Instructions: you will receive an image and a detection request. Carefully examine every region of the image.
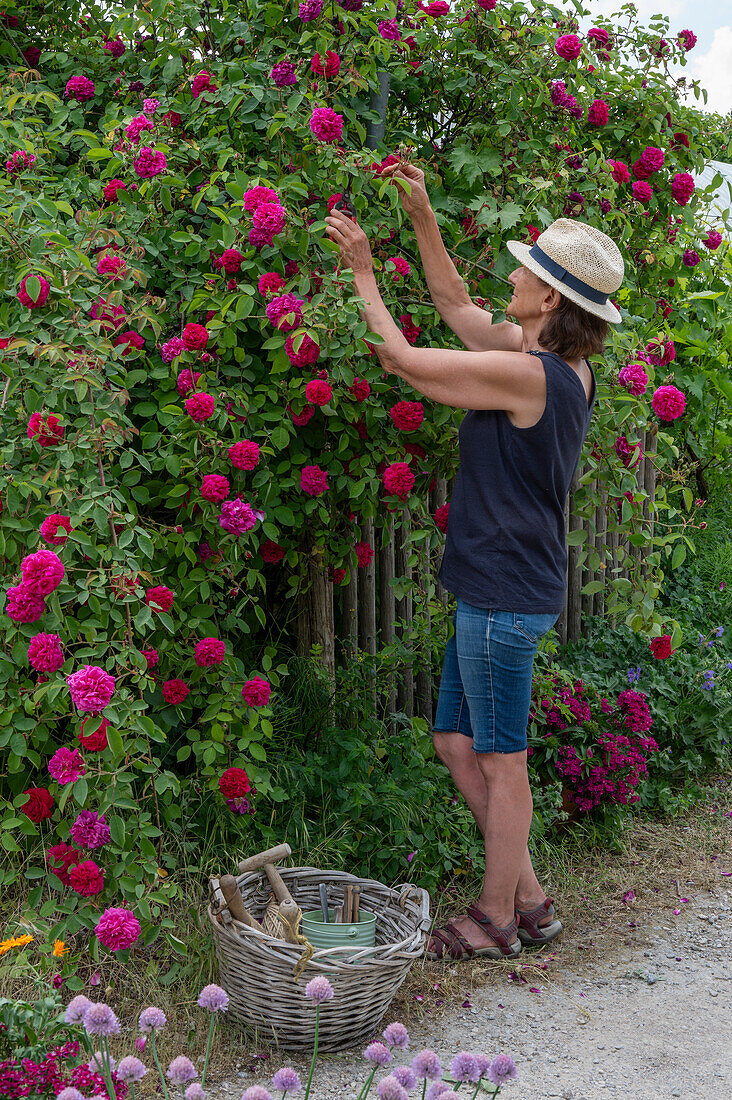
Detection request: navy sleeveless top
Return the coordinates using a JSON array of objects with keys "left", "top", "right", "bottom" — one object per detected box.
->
[{"left": 437, "top": 350, "right": 597, "bottom": 614}]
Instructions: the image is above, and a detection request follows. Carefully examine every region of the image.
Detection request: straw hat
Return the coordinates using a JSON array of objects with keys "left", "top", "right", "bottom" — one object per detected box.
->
[{"left": 506, "top": 218, "right": 625, "bottom": 324}]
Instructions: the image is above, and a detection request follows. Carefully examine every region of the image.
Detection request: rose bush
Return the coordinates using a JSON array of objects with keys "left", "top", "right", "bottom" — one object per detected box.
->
[{"left": 0, "top": 0, "right": 731, "bottom": 947}]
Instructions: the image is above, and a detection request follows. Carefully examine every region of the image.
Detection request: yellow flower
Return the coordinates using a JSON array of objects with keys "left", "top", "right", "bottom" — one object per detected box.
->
[
  {"left": 53, "top": 939, "right": 66, "bottom": 958},
  {"left": 0, "top": 934, "right": 33, "bottom": 956}
]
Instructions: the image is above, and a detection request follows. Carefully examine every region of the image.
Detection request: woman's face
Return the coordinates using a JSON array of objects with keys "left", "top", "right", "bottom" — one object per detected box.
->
[{"left": 506, "top": 265, "right": 557, "bottom": 320}]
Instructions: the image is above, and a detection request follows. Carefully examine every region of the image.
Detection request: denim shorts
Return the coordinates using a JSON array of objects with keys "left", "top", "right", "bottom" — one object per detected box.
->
[{"left": 433, "top": 597, "right": 559, "bottom": 754}]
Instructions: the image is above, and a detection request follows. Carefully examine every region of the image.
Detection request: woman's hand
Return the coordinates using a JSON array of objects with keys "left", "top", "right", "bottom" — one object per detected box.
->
[
  {"left": 324, "top": 208, "right": 375, "bottom": 275},
  {"left": 380, "top": 160, "right": 431, "bottom": 217}
]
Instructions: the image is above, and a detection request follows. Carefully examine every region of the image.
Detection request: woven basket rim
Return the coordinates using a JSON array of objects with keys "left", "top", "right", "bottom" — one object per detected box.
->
[{"left": 208, "top": 867, "right": 429, "bottom": 960}]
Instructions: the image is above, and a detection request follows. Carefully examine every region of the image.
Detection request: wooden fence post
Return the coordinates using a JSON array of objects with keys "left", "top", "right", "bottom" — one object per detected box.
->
[
  {"left": 595, "top": 489, "right": 607, "bottom": 619},
  {"left": 557, "top": 490, "right": 571, "bottom": 645},
  {"left": 342, "top": 563, "right": 358, "bottom": 661},
  {"left": 395, "top": 516, "right": 414, "bottom": 717},
  {"left": 295, "top": 528, "right": 335, "bottom": 694},
  {"left": 378, "top": 516, "right": 397, "bottom": 726},
  {"left": 567, "top": 467, "right": 583, "bottom": 642},
  {"left": 643, "top": 426, "right": 658, "bottom": 580},
  {"left": 357, "top": 515, "right": 377, "bottom": 714}
]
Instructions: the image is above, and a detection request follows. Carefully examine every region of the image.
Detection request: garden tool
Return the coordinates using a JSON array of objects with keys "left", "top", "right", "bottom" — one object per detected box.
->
[
  {"left": 237, "top": 844, "right": 300, "bottom": 944},
  {"left": 333, "top": 176, "right": 356, "bottom": 219},
  {"left": 211, "top": 874, "right": 258, "bottom": 929}
]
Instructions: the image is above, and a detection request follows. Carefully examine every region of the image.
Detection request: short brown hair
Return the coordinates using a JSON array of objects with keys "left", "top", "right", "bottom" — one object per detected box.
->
[{"left": 535, "top": 276, "right": 609, "bottom": 361}]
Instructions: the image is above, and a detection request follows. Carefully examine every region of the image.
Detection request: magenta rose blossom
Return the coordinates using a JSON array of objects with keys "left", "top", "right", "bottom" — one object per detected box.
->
[
  {"left": 20, "top": 549, "right": 65, "bottom": 595},
  {"left": 48, "top": 747, "right": 86, "bottom": 785},
  {"left": 67, "top": 665, "right": 116, "bottom": 713},
  {"left": 587, "top": 99, "right": 609, "bottom": 126},
  {"left": 95, "top": 907, "right": 141, "bottom": 951},
  {"left": 28, "top": 632, "right": 65, "bottom": 673},
  {"left": 618, "top": 362, "right": 648, "bottom": 396},
  {"left": 195, "top": 637, "right": 226, "bottom": 666},
  {"left": 555, "top": 33, "right": 582, "bottom": 60},
  {"left": 670, "top": 172, "right": 694, "bottom": 206},
  {"left": 652, "top": 385, "right": 686, "bottom": 421},
  {"left": 228, "top": 440, "right": 260, "bottom": 469},
  {"left": 301, "top": 465, "right": 329, "bottom": 496},
  {"left": 242, "top": 676, "right": 271, "bottom": 706},
  {"left": 6, "top": 584, "right": 46, "bottom": 623},
  {"left": 383, "top": 463, "right": 415, "bottom": 500}
]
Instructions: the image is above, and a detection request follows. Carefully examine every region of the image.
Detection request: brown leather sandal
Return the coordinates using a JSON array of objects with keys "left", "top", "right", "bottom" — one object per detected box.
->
[
  {"left": 426, "top": 906, "right": 522, "bottom": 961},
  {"left": 516, "top": 897, "right": 563, "bottom": 946}
]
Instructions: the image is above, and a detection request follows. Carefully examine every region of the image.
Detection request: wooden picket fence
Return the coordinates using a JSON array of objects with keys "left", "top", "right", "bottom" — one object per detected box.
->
[{"left": 299, "top": 428, "right": 658, "bottom": 727}]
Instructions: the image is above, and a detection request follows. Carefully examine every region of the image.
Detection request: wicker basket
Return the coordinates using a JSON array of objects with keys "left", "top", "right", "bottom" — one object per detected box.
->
[{"left": 207, "top": 866, "right": 430, "bottom": 1052}]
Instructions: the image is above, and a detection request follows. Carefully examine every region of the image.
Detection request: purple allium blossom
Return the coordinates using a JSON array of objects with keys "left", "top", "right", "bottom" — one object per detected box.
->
[
  {"left": 364, "top": 1041, "right": 392, "bottom": 1067},
  {"left": 185, "top": 1086, "right": 208, "bottom": 1100},
  {"left": 450, "top": 1052, "right": 480, "bottom": 1083},
  {"left": 88, "top": 1051, "right": 115, "bottom": 1073},
  {"left": 271, "top": 1067, "right": 301, "bottom": 1092},
  {"left": 139, "top": 1006, "right": 167, "bottom": 1032},
  {"left": 197, "top": 984, "right": 229, "bottom": 1011},
  {"left": 376, "top": 1077, "right": 409, "bottom": 1100},
  {"left": 487, "top": 1054, "right": 518, "bottom": 1084},
  {"left": 117, "top": 1056, "right": 147, "bottom": 1082},
  {"left": 58, "top": 1090, "right": 87, "bottom": 1100},
  {"left": 83, "top": 1003, "right": 121, "bottom": 1037},
  {"left": 167, "top": 1056, "right": 198, "bottom": 1084},
  {"left": 473, "top": 1053, "right": 492, "bottom": 1077},
  {"left": 392, "top": 1065, "right": 417, "bottom": 1090},
  {"left": 304, "top": 976, "right": 334, "bottom": 1003},
  {"left": 425, "top": 1086, "right": 453, "bottom": 1100},
  {"left": 64, "top": 995, "right": 92, "bottom": 1024},
  {"left": 242, "top": 1088, "right": 273, "bottom": 1100},
  {"left": 382, "top": 1022, "right": 410, "bottom": 1049},
  {"left": 412, "top": 1049, "right": 443, "bottom": 1079}
]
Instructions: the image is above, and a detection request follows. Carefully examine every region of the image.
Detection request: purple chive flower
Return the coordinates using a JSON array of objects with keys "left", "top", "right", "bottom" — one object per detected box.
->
[
  {"left": 393, "top": 1065, "right": 417, "bottom": 1089},
  {"left": 58, "top": 1090, "right": 87, "bottom": 1100},
  {"left": 376, "top": 1077, "right": 409, "bottom": 1100},
  {"left": 450, "top": 1052, "right": 480, "bottom": 1083},
  {"left": 383, "top": 1022, "right": 410, "bottom": 1049},
  {"left": 89, "top": 1051, "right": 115, "bottom": 1074},
  {"left": 304, "top": 976, "right": 334, "bottom": 1003},
  {"left": 64, "top": 995, "right": 92, "bottom": 1024},
  {"left": 83, "top": 1003, "right": 121, "bottom": 1036},
  {"left": 487, "top": 1054, "right": 518, "bottom": 1085},
  {"left": 426, "top": 1086, "right": 455, "bottom": 1100},
  {"left": 716, "top": 626, "right": 724, "bottom": 636},
  {"left": 412, "top": 1049, "right": 443, "bottom": 1080},
  {"left": 185, "top": 1085, "right": 208, "bottom": 1100},
  {"left": 271, "top": 1067, "right": 301, "bottom": 1092},
  {"left": 242, "top": 1088, "right": 273, "bottom": 1100},
  {"left": 473, "top": 1053, "right": 492, "bottom": 1077},
  {"left": 117, "top": 1056, "right": 147, "bottom": 1083},
  {"left": 139, "top": 1006, "right": 167, "bottom": 1032},
  {"left": 364, "top": 1041, "right": 392, "bottom": 1067},
  {"left": 197, "top": 984, "right": 229, "bottom": 1011},
  {"left": 166, "top": 1056, "right": 198, "bottom": 1084}
]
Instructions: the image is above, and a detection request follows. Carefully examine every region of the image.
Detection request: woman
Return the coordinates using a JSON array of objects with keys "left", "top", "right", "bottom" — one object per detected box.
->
[{"left": 325, "top": 162, "right": 624, "bottom": 961}]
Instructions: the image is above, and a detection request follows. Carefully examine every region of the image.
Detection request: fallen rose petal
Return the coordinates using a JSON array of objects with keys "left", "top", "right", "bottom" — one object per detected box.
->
[
  {"left": 462, "top": 1000, "right": 472, "bottom": 1008},
  {"left": 622, "top": 890, "right": 636, "bottom": 903},
  {"left": 529, "top": 987, "right": 543, "bottom": 993},
  {"left": 673, "top": 909, "right": 681, "bottom": 915}
]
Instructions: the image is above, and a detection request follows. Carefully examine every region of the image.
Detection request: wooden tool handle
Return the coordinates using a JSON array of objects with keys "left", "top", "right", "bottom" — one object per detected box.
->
[
  {"left": 219, "top": 875, "right": 257, "bottom": 928},
  {"left": 343, "top": 884, "right": 353, "bottom": 923},
  {"left": 263, "top": 862, "right": 294, "bottom": 906},
  {"left": 237, "top": 844, "right": 291, "bottom": 874},
  {"left": 278, "top": 898, "right": 301, "bottom": 945},
  {"left": 352, "top": 885, "right": 360, "bottom": 923}
]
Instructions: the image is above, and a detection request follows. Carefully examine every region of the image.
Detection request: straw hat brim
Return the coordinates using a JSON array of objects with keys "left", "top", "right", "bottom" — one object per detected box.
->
[{"left": 506, "top": 240, "right": 622, "bottom": 324}]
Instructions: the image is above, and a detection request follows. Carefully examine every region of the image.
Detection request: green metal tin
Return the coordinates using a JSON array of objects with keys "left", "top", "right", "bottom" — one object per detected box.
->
[{"left": 301, "top": 909, "right": 377, "bottom": 951}]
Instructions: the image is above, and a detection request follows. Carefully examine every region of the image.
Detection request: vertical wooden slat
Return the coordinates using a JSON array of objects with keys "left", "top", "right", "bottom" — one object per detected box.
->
[
  {"left": 567, "top": 467, "right": 583, "bottom": 642},
  {"left": 594, "top": 490, "right": 607, "bottom": 619},
  {"left": 581, "top": 475, "right": 596, "bottom": 628},
  {"left": 415, "top": 501, "right": 432, "bottom": 723},
  {"left": 358, "top": 516, "right": 377, "bottom": 713},
  {"left": 643, "top": 426, "right": 658, "bottom": 581},
  {"left": 395, "top": 516, "right": 414, "bottom": 717},
  {"left": 557, "top": 491, "right": 571, "bottom": 645},
  {"left": 378, "top": 516, "right": 396, "bottom": 724},
  {"left": 342, "top": 563, "right": 358, "bottom": 661}
]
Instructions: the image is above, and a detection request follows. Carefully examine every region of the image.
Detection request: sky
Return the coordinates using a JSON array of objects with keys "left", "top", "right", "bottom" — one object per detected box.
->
[{"left": 576, "top": 0, "right": 732, "bottom": 116}]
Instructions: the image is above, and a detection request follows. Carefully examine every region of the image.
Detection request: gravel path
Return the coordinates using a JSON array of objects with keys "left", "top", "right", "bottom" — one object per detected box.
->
[{"left": 214, "top": 886, "right": 732, "bottom": 1100}]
